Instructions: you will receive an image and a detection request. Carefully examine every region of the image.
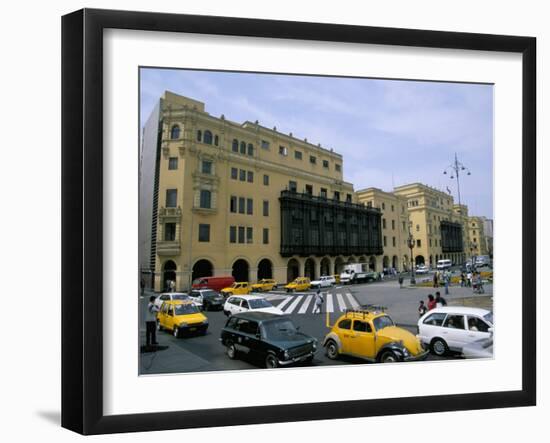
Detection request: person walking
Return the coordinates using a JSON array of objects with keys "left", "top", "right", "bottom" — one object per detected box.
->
[
  {"left": 145, "top": 295, "right": 160, "bottom": 347},
  {"left": 444, "top": 271, "right": 450, "bottom": 295},
  {"left": 398, "top": 274, "right": 404, "bottom": 289},
  {"left": 466, "top": 271, "right": 473, "bottom": 287},
  {"left": 435, "top": 291, "right": 447, "bottom": 308},
  {"left": 312, "top": 289, "right": 324, "bottom": 314},
  {"left": 433, "top": 272, "right": 439, "bottom": 288},
  {"left": 427, "top": 294, "right": 436, "bottom": 311},
  {"left": 418, "top": 300, "right": 428, "bottom": 317},
  {"left": 460, "top": 272, "right": 466, "bottom": 288}
]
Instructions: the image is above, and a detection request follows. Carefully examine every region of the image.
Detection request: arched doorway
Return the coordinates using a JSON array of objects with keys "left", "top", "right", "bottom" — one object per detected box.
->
[
  {"left": 369, "top": 256, "right": 377, "bottom": 271},
  {"left": 287, "top": 258, "right": 300, "bottom": 282},
  {"left": 320, "top": 257, "right": 331, "bottom": 276},
  {"left": 347, "top": 256, "right": 356, "bottom": 264},
  {"left": 334, "top": 257, "right": 344, "bottom": 274},
  {"left": 382, "top": 256, "right": 389, "bottom": 270},
  {"left": 392, "top": 255, "right": 398, "bottom": 270},
  {"left": 359, "top": 255, "right": 367, "bottom": 264},
  {"left": 257, "top": 258, "right": 273, "bottom": 280},
  {"left": 162, "top": 260, "right": 177, "bottom": 291},
  {"left": 192, "top": 259, "right": 213, "bottom": 282},
  {"left": 304, "top": 257, "right": 316, "bottom": 280},
  {"left": 232, "top": 259, "right": 249, "bottom": 282},
  {"left": 415, "top": 255, "right": 425, "bottom": 266}
]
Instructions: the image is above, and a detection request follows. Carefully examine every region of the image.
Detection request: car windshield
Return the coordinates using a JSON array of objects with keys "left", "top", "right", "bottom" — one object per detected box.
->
[
  {"left": 172, "top": 294, "right": 189, "bottom": 300},
  {"left": 262, "top": 319, "right": 298, "bottom": 340},
  {"left": 174, "top": 304, "right": 199, "bottom": 315},
  {"left": 372, "top": 315, "right": 394, "bottom": 331},
  {"left": 248, "top": 298, "right": 272, "bottom": 309},
  {"left": 202, "top": 290, "right": 219, "bottom": 299},
  {"left": 483, "top": 312, "right": 494, "bottom": 324}
]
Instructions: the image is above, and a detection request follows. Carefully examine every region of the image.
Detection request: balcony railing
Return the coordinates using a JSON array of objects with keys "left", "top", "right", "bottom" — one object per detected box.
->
[
  {"left": 156, "top": 240, "right": 181, "bottom": 256},
  {"left": 280, "top": 190, "right": 381, "bottom": 212}
]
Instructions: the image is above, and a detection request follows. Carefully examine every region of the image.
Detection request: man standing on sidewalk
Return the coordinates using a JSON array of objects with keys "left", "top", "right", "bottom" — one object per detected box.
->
[{"left": 146, "top": 295, "right": 160, "bottom": 347}]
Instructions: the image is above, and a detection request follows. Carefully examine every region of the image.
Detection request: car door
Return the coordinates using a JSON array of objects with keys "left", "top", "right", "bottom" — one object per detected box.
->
[
  {"left": 466, "top": 315, "right": 492, "bottom": 342},
  {"left": 441, "top": 314, "right": 469, "bottom": 350},
  {"left": 240, "top": 299, "right": 250, "bottom": 313},
  {"left": 419, "top": 312, "right": 447, "bottom": 343},
  {"left": 336, "top": 318, "right": 354, "bottom": 353},
  {"left": 159, "top": 303, "right": 171, "bottom": 330},
  {"left": 226, "top": 297, "right": 239, "bottom": 315},
  {"left": 234, "top": 319, "right": 260, "bottom": 356},
  {"left": 350, "top": 319, "right": 376, "bottom": 358}
]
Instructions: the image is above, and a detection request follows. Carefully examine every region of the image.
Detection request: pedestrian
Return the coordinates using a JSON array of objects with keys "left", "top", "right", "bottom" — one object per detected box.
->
[
  {"left": 460, "top": 272, "right": 466, "bottom": 287},
  {"left": 444, "top": 272, "right": 450, "bottom": 295},
  {"left": 313, "top": 289, "right": 324, "bottom": 314},
  {"left": 435, "top": 291, "right": 447, "bottom": 307},
  {"left": 140, "top": 278, "right": 145, "bottom": 297},
  {"left": 418, "top": 300, "right": 428, "bottom": 317},
  {"left": 467, "top": 271, "right": 473, "bottom": 287},
  {"left": 169, "top": 279, "right": 175, "bottom": 292},
  {"left": 146, "top": 295, "right": 160, "bottom": 347},
  {"left": 433, "top": 272, "right": 439, "bottom": 288},
  {"left": 398, "top": 275, "right": 404, "bottom": 289},
  {"left": 427, "top": 294, "right": 436, "bottom": 311}
]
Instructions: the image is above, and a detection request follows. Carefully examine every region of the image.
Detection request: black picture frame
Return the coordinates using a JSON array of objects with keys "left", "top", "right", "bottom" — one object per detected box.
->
[{"left": 62, "top": 8, "right": 536, "bottom": 435}]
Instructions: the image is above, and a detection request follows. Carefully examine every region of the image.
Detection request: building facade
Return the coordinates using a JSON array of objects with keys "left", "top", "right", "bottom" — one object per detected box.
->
[
  {"left": 139, "top": 92, "right": 382, "bottom": 291},
  {"left": 467, "top": 216, "right": 490, "bottom": 259}
]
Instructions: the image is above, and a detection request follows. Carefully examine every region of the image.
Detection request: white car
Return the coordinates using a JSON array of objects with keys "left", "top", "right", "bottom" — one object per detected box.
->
[
  {"left": 154, "top": 292, "right": 201, "bottom": 310},
  {"left": 310, "top": 275, "right": 335, "bottom": 289},
  {"left": 415, "top": 265, "right": 429, "bottom": 274},
  {"left": 417, "top": 307, "right": 493, "bottom": 356},
  {"left": 223, "top": 295, "right": 284, "bottom": 316}
]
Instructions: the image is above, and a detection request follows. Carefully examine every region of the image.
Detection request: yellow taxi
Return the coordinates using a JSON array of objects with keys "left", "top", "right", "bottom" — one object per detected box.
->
[
  {"left": 332, "top": 274, "right": 341, "bottom": 284},
  {"left": 251, "top": 279, "right": 278, "bottom": 292},
  {"left": 156, "top": 300, "right": 209, "bottom": 338},
  {"left": 284, "top": 277, "right": 311, "bottom": 292},
  {"left": 323, "top": 306, "right": 428, "bottom": 363},
  {"left": 220, "top": 282, "right": 251, "bottom": 297}
]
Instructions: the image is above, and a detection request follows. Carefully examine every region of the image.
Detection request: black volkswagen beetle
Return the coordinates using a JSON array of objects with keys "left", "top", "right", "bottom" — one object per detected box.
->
[{"left": 220, "top": 312, "right": 317, "bottom": 368}]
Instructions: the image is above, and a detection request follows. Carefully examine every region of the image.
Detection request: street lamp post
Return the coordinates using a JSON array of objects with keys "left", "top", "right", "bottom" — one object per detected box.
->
[
  {"left": 443, "top": 152, "right": 471, "bottom": 206},
  {"left": 407, "top": 231, "right": 416, "bottom": 285}
]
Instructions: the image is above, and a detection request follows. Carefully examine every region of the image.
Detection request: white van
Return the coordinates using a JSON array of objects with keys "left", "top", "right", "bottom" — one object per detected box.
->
[{"left": 436, "top": 259, "right": 452, "bottom": 270}]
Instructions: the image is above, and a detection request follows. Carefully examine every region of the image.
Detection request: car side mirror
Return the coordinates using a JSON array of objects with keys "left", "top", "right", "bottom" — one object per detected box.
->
[
  {"left": 255, "top": 332, "right": 261, "bottom": 339},
  {"left": 488, "top": 327, "right": 494, "bottom": 334}
]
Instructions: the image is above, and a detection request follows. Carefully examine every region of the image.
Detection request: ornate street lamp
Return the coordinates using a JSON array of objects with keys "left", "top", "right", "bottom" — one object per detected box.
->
[
  {"left": 443, "top": 152, "right": 471, "bottom": 206},
  {"left": 407, "top": 229, "right": 416, "bottom": 285}
]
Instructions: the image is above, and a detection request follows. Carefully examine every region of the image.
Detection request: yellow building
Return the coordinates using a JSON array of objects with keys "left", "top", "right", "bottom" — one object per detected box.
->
[
  {"left": 139, "top": 92, "right": 383, "bottom": 291},
  {"left": 355, "top": 188, "right": 410, "bottom": 271},
  {"left": 467, "top": 216, "right": 489, "bottom": 258}
]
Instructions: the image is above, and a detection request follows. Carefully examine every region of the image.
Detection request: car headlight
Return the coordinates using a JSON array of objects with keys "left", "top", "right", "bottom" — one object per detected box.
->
[
  {"left": 312, "top": 341, "right": 317, "bottom": 350},
  {"left": 179, "top": 322, "right": 188, "bottom": 327},
  {"left": 402, "top": 347, "right": 410, "bottom": 357},
  {"left": 283, "top": 350, "right": 290, "bottom": 360}
]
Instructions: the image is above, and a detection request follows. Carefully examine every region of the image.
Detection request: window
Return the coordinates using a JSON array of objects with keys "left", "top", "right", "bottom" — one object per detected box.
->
[
  {"left": 203, "top": 130, "right": 213, "bottom": 144},
  {"left": 246, "top": 198, "right": 253, "bottom": 215},
  {"left": 201, "top": 160, "right": 212, "bottom": 174},
  {"left": 279, "top": 146, "right": 288, "bottom": 156},
  {"left": 416, "top": 224, "right": 420, "bottom": 232},
  {"left": 382, "top": 202, "right": 386, "bottom": 210},
  {"left": 170, "top": 125, "right": 180, "bottom": 139},
  {"left": 198, "top": 224, "right": 210, "bottom": 242},
  {"left": 261, "top": 140, "right": 270, "bottom": 150},
  {"left": 392, "top": 237, "right": 396, "bottom": 247},
  {"left": 240, "top": 141, "right": 246, "bottom": 154},
  {"left": 467, "top": 316, "right": 490, "bottom": 332},
  {"left": 229, "top": 226, "right": 236, "bottom": 243},
  {"left": 322, "top": 160, "right": 329, "bottom": 168},
  {"left": 238, "top": 226, "right": 245, "bottom": 243},
  {"left": 429, "top": 239, "right": 432, "bottom": 247},
  {"left": 231, "top": 167, "right": 238, "bottom": 180},
  {"left": 164, "top": 223, "right": 176, "bottom": 241},
  {"left": 443, "top": 314, "right": 465, "bottom": 330},
  {"left": 310, "top": 155, "right": 317, "bottom": 164},
  {"left": 239, "top": 169, "right": 246, "bottom": 181},
  {"left": 402, "top": 221, "right": 406, "bottom": 231},
  {"left": 246, "top": 227, "right": 253, "bottom": 244},
  {"left": 383, "top": 236, "right": 387, "bottom": 247},
  {"left": 391, "top": 204, "right": 394, "bottom": 212},
  {"left": 346, "top": 194, "right": 352, "bottom": 203},
  {"left": 416, "top": 239, "right": 421, "bottom": 247},
  {"left": 423, "top": 313, "right": 447, "bottom": 326},
  {"left": 263, "top": 174, "right": 269, "bottom": 186},
  {"left": 199, "top": 190, "right": 211, "bottom": 209},
  {"left": 214, "top": 135, "right": 219, "bottom": 146},
  {"left": 166, "top": 189, "right": 177, "bottom": 207},
  {"left": 382, "top": 218, "right": 387, "bottom": 229},
  {"left": 263, "top": 228, "right": 269, "bottom": 244},
  {"left": 247, "top": 143, "right": 254, "bottom": 156},
  {"left": 333, "top": 191, "right": 340, "bottom": 201},
  {"left": 232, "top": 139, "right": 239, "bottom": 152},
  {"left": 263, "top": 200, "right": 269, "bottom": 216},
  {"left": 197, "top": 130, "right": 202, "bottom": 142},
  {"left": 295, "top": 150, "right": 303, "bottom": 160},
  {"left": 392, "top": 220, "right": 395, "bottom": 230},
  {"left": 247, "top": 171, "right": 254, "bottom": 183},
  {"left": 230, "top": 196, "right": 237, "bottom": 213},
  {"left": 338, "top": 319, "right": 352, "bottom": 330},
  {"left": 238, "top": 197, "right": 245, "bottom": 214},
  {"left": 305, "top": 184, "right": 313, "bottom": 195},
  {"left": 289, "top": 181, "right": 297, "bottom": 192},
  {"left": 320, "top": 188, "right": 327, "bottom": 198},
  {"left": 335, "top": 164, "right": 341, "bottom": 172},
  {"left": 168, "top": 157, "right": 178, "bottom": 170},
  {"left": 353, "top": 320, "right": 372, "bottom": 332}
]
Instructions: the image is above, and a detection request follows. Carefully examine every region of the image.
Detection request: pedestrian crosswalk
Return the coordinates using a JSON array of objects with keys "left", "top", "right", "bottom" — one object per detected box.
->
[{"left": 265, "top": 292, "right": 360, "bottom": 315}]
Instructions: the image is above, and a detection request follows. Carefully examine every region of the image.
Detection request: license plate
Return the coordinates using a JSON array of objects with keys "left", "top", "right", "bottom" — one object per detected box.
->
[{"left": 190, "top": 327, "right": 197, "bottom": 332}]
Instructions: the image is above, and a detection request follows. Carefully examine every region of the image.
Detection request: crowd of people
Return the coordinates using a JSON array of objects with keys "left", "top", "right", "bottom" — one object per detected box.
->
[{"left": 418, "top": 291, "right": 448, "bottom": 317}]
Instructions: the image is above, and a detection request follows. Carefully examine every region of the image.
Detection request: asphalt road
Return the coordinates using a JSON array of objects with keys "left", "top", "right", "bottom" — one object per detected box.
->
[{"left": 139, "top": 277, "right": 491, "bottom": 374}]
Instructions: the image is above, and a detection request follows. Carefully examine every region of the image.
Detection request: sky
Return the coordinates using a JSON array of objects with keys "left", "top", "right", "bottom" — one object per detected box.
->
[{"left": 140, "top": 68, "right": 493, "bottom": 219}]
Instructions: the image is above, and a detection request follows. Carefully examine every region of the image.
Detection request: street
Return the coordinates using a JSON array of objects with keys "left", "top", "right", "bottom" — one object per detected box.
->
[{"left": 140, "top": 274, "right": 493, "bottom": 374}]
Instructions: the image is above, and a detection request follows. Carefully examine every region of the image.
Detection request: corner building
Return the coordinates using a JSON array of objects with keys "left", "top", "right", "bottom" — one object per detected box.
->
[{"left": 139, "top": 92, "right": 382, "bottom": 291}]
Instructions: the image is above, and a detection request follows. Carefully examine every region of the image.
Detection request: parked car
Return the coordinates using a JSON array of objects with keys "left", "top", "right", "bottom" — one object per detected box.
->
[
  {"left": 220, "top": 312, "right": 317, "bottom": 368},
  {"left": 223, "top": 295, "right": 283, "bottom": 316},
  {"left": 415, "top": 265, "right": 429, "bottom": 274},
  {"left": 154, "top": 292, "right": 200, "bottom": 310},
  {"left": 251, "top": 279, "right": 278, "bottom": 292},
  {"left": 323, "top": 308, "right": 428, "bottom": 363},
  {"left": 436, "top": 259, "right": 452, "bottom": 270},
  {"left": 188, "top": 289, "right": 225, "bottom": 311},
  {"left": 310, "top": 275, "right": 335, "bottom": 289},
  {"left": 220, "top": 282, "right": 251, "bottom": 297},
  {"left": 156, "top": 300, "right": 209, "bottom": 337},
  {"left": 417, "top": 307, "right": 494, "bottom": 356},
  {"left": 284, "top": 277, "right": 311, "bottom": 292},
  {"left": 192, "top": 275, "right": 235, "bottom": 292}
]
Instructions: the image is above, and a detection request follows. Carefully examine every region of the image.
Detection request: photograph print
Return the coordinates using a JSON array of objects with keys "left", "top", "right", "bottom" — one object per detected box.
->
[{"left": 138, "top": 67, "right": 494, "bottom": 375}]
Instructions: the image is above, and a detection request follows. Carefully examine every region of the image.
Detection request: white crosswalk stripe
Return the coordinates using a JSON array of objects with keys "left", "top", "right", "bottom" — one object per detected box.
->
[
  {"left": 284, "top": 296, "right": 303, "bottom": 314},
  {"left": 345, "top": 292, "right": 360, "bottom": 309},
  {"left": 336, "top": 293, "right": 346, "bottom": 311},
  {"left": 326, "top": 293, "right": 334, "bottom": 313},
  {"left": 269, "top": 292, "right": 359, "bottom": 315},
  {"left": 298, "top": 295, "right": 313, "bottom": 314},
  {"left": 275, "top": 297, "right": 293, "bottom": 311}
]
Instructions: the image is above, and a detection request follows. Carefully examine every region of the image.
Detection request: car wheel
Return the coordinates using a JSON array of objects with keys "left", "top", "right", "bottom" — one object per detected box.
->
[
  {"left": 173, "top": 326, "right": 180, "bottom": 338},
  {"left": 226, "top": 342, "right": 237, "bottom": 359},
  {"left": 265, "top": 354, "right": 278, "bottom": 369},
  {"left": 380, "top": 350, "right": 399, "bottom": 363},
  {"left": 326, "top": 340, "right": 339, "bottom": 360},
  {"left": 431, "top": 337, "right": 449, "bottom": 356}
]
